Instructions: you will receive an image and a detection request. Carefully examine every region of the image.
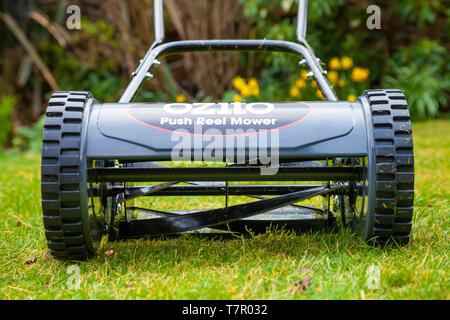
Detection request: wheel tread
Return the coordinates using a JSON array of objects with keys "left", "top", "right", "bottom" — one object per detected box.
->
[
  {"left": 41, "top": 91, "right": 93, "bottom": 260},
  {"left": 364, "top": 89, "right": 414, "bottom": 245}
]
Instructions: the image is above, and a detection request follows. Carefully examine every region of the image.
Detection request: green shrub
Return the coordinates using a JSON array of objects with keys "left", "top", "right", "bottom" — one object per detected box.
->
[{"left": 382, "top": 40, "right": 449, "bottom": 119}]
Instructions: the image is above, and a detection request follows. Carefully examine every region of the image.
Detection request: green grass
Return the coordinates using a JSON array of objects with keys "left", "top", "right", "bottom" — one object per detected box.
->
[{"left": 0, "top": 120, "right": 448, "bottom": 300}]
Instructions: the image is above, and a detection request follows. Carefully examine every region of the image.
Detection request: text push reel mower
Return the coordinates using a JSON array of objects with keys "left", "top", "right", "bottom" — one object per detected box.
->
[{"left": 41, "top": 0, "right": 414, "bottom": 260}]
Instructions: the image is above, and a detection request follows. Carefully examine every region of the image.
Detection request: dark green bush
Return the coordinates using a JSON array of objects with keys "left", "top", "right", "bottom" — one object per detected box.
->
[{"left": 382, "top": 40, "right": 449, "bottom": 119}]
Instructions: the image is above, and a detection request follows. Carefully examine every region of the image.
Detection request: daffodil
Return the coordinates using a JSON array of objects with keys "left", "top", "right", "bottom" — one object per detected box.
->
[
  {"left": 233, "top": 94, "right": 243, "bottom": 102},
  {"left": 347, "top": 94, "right": 357, "bottom": 102},
  {"left": 176, "top": 94, "right": 186, "bottom": 103},
  {"left": 295, "top": 79, "right": 306, "bottom": 89},
  {"left": 341, "top": 56, "right": 353, "bottom": 70},
  {"left": 311, "top": 80, "right": 318, "bottom": 89},
  {"left": 232, "top": 76, "right": 245, "bottom": 90},
  {"left": 351, "top": 67, "right": 370, "bottom": 82},
  {"left": 240, "top": 85, "right": 251, "bottom": 97},
  {"left": 329, "top": 57, "right": 341, "bottom": 70},
  {"left": 248, "top": 78, "right": 259, "bottom": 90},
  {"left": 362, "top": 68, "right": 370, "bottom": 80},
  {"left": 316, "top": 90, "right": 324, "bottom": 100},
  {"left": 327, "top": 71, "right": 338, "bottom": 83},
  {"left": 351, "top": 68, "right": 360, "bottom": 82},
  {"left": 289, "top": 86, "right": 300, "bottom": 98},
  {"left": 300, "top": 70, "right": 308, "bottom": 80},
  {"left": 248, "top": 78, "right": 260, "bottom": 96},
  {"left": 251, "top": 87, "right": 260, "bottom": 96},
  {"left": 337, "top": 79, "right": 346, "bottom": 87}
]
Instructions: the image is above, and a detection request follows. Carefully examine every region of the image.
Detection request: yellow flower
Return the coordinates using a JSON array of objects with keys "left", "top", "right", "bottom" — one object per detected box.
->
[
  {"left": 233, "top": 94, "right": 243, "bottom": 102},
  {"left": 248, "top": 78, "right": 259, "bottom": 90},
  {"left": 362, "top": 68, "right": 370, "bottom": 79},
  {"left": 289, "top": 86, "right": 300, "bottom": 98},
  {"left": 251, "top": 87, "right": 260, "bottom": 97},
  {"left": 316, "top": 90, "right": 324, "bottom": 100},
  {"left": 337, "top": 79, "right": 346, "bottom": 87},
  {"left": 329, "top": 57, "right": 341, "bottom": 70},
  {"left": 295, "top": 79, "right": 306, "bottom": 89},
  {"left": 311, "top": 80, "right": 318, "bottom": 89},
  {"left": 347, "top": 94, "right": 357, "bottom": 102},
  {"left": 300, "top": 70, "right": 308, "bottom": 80},
  {"left": 351, "top": 67, "right": 370, "bottom": 82},
  {"left": 327, "top": 71, "right": 338, "bottom": 83},
  {"left": 341, "top": 56, "right": 353, "bottom": 70},
  {"left": 232, "top": 76, "right": 245, "bottom": 90},
  {"left": 176, "top": 94, "right": 186, "bottom": 103},
  {"left": 240, "top": 85, "right": 251, "bottom": 97}
]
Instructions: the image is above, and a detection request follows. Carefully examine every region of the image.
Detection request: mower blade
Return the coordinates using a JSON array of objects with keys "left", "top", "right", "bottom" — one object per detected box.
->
[
  {"left": 213, "top": 216, "right": 329, "bottom": 234},
  {"left": 248, "top": 194, "right": 323, "bottom": 213},
  {"left": 127, "top": 207, "right": 180, "bottom": 217},
  {"left": 119, "top": 185, "right": 341, "bottom": 238},
  {"left": 128, "top": 206, "right": 326, "bottom": 235},
  {"left": 128, "top": 205, "right": 319, "bottom": 218}
]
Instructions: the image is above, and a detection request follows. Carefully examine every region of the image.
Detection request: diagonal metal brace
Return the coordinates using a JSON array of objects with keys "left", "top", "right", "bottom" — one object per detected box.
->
[
  {"left": 116, "top": 181, "right": 178, "bottom": 203},
  {"left": 118, "top": 185, "right": 342, "bottom": 238}
]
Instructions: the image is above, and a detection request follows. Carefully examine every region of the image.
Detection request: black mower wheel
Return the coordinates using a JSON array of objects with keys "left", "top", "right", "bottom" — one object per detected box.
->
[
  {"left": 365, "top": 89, "right": 414, "bottom": 245},
  {"left": 335, "top": 89, "right": 414, "bottom": 245},
  {"left": 41, "top": 91, "right": 108, "bottom": 260}
]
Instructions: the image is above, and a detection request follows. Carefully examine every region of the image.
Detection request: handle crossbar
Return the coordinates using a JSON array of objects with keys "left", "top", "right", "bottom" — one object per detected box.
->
[{"left": 119, "top": 0, "right": 338, "bottom": 103}]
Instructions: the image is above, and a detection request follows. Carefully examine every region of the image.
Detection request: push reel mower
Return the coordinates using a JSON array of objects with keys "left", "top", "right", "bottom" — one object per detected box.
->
[{"left": 41, "top": 0, "right": 414, "bottom": 260}]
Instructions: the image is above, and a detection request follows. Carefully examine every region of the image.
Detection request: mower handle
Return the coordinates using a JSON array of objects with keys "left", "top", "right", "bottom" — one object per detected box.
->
[
  {"left": 154, "top": 0, "right": 164, "bottom": 43},
  {"left": 120, "top": 39, "right": 336, "bottom": 102},
  {"left": 153, "top": 0, "right": 309, "bottom": 44},
  {"left": 119, "top": 0, "right": 338, "bottom": 103},
  {"left": 297, "top": 0, "right": 308, "bottom": 41}
]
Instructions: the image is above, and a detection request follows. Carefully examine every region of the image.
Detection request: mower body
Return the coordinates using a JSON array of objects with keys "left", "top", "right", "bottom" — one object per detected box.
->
[{"left": 86, "top": 101, "right": 369, "bottom": 160}]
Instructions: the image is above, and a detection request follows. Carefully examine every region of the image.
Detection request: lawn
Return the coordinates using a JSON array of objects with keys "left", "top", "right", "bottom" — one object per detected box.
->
[{"left": 0, "top": 120, "right": 448, "bottom": 300}]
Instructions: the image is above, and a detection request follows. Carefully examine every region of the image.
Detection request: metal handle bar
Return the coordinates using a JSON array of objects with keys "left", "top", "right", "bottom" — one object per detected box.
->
[
  {"left": 153, "top": 0, "right": 309, "bottom": 44},
  {"left": 120, "top": 39, "right": 337, "bottom": 103},
  {"left": 154, "top": 0, "right": 165, "bottom": 43},
  {"left": 119, "top": 0, "right": 338, "bottom": 103},
  {"left": 297, "top": 0, "right": 308, "bottom": 42}
]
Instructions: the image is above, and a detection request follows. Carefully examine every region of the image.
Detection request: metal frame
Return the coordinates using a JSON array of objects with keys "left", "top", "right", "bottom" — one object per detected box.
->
[{"left": 119, "top": 0, "right": 338, "bottom": 103}]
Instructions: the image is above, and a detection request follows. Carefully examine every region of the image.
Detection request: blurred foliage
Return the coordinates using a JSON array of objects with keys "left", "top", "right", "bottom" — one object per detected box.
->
[
  {"left": 0, "top": 96, "right": 16, "bottom": 146},
  {"left": 0, "top": 0, "right": 449, "bottom": 150},
  {"left": 12, "top": 116, "right": 44, "bottom": 153},
  {"left": 232, "top": 0, "right": 449, "bottom": 116},
  {"left": 392, "top": 0, "right": 444, "bottom": 28},
  {"left": 39, "top": 40, "right": 124, "bottom": 102},
  {"left": 382, "top": 39, "right": 450, "bottom": 119}
]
